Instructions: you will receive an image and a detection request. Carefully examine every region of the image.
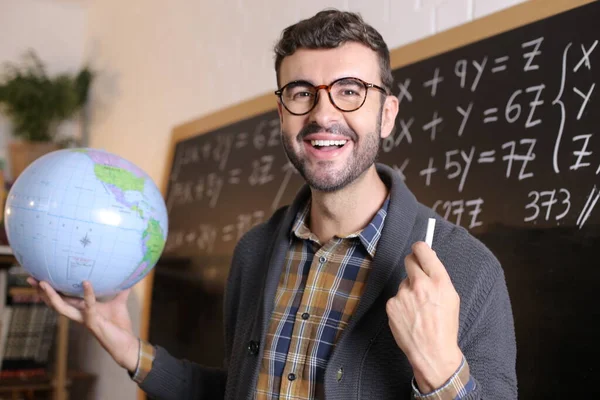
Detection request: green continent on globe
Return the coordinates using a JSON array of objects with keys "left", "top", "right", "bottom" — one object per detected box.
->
[
  {"left": 131, "top": 205, "right": 144, "bottom": 218},
  {"left": 141, "top": 218, "right": 165, "bottom": 268},
  {"left": 94, "top": 164, "right": 145, "bottom": 192}
]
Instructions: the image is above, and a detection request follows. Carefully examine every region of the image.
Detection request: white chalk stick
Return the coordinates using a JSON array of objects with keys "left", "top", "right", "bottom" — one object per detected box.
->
[{"left": 425, "top": 218, "right": 436, "bottom": 248}]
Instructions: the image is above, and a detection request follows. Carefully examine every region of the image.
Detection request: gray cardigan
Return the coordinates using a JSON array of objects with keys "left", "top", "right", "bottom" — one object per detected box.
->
[{"left": 139, "top": 163, "right": 518, "bottom": 399}]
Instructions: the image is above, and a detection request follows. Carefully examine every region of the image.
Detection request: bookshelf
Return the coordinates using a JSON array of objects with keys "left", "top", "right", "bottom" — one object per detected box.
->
[{"left": 0, "top": 255, "right": 95, "bottom": 400}]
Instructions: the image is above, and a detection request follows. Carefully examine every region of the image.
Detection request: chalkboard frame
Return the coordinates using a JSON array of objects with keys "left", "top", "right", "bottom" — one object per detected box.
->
[{"left": 138, "top": 0, "right": 596, "bottom": 398}]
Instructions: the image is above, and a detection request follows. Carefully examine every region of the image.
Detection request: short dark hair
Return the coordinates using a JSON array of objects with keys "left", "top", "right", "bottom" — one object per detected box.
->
[{"left": 273, "top": 9, "right": 393, "bottom": 92}]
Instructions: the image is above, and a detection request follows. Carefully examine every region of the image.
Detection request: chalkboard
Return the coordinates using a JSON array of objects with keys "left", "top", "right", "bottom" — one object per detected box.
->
[{"left": 147, "top": 0, "right": 599, "bottom": 398}]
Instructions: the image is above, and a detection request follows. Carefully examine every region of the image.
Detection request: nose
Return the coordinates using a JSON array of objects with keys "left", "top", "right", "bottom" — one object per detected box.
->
[{"left": 309, "top": 87, "right": 342, "bottom": 127}]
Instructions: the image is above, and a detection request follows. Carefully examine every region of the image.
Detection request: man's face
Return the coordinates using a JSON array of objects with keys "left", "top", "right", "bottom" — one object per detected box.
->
[{"left": 277, "top": 42, "right": 398, "bottom": 192}]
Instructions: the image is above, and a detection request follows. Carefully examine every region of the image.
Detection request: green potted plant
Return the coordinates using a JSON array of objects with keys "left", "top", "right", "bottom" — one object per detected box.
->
[{"left": 0, "top": 49, "right": 93, "bottom": 179}]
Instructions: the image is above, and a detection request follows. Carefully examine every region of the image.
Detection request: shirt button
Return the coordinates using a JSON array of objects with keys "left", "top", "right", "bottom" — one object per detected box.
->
[
  {"left": 319, "top": 256, "right": 327, "bottom": 263},
  {"left": 247, "top": 340, "right": 259, "bottom": 355},
  {"left": 336, "top": 367, "right": 343, "bottom": 382},
  {"left": 301, "top": 312, "right": 310, "bottom": 320},
  {"left": 288, "top": 373, "right": 296, "bottom": 381}
]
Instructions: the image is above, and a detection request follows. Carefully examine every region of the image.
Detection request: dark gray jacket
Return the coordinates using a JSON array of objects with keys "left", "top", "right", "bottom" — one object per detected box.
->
[{"left": 139, "top": 163, "right": 518, "bottom": 399}]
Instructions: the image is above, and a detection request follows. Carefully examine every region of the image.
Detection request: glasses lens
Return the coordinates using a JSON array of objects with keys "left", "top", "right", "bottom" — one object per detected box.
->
[
  {"left": 282, "top": 83, "right": 316, "bottom": 115},
  {"left": 331, "top": 78, "right": 367, "bottom": 111},
  {"left": 280, "top": 78, "right": 368, "bottom": 114}
]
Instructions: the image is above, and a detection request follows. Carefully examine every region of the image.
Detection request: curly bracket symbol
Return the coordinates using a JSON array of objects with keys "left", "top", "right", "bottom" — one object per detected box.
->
[{"left": 551, "top": 42, "right": 572, "bottom": 174}]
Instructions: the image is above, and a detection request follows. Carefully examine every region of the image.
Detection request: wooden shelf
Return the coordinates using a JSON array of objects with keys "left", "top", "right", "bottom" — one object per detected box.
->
[{"left": 0, "top": 370, "right": 95, "bottom": 393}]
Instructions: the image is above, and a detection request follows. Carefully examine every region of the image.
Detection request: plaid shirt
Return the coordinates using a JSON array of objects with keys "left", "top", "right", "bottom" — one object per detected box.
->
[
  {"left": 254, "top": 198, "right": 388, "bottom": 399},
  {"left": 131, "top": 199, "right": 475, "bottom": 399},
  {"left": 253, "top": 197, "right": 475, "bottom": 400}
]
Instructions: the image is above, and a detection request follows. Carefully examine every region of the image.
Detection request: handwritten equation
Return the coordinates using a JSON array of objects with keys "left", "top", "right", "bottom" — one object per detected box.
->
[
  {"left": 164, "top": 32, "right": 599, "bottom": 256},
  {"left": 385, "top": 34, "right": 598, "bottom": 232},
  {"left": 164, "top": 112, "right": 303, "bottom": 255}
]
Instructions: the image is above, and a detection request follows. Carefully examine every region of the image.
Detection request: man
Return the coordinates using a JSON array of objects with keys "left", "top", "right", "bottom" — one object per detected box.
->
[{"left": 29, "top": 9, "right": 517, "bottom": 400}]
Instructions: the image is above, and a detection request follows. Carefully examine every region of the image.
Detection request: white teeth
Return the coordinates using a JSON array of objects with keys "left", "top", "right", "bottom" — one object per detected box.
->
[{"left": 310, "top": 139, "right": 348, "bottom": 147}]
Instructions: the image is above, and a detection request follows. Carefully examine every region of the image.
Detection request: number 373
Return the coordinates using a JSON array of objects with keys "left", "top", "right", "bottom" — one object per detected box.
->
[{"left": 524, "top": 189, "right": 570, "bottom": 222}]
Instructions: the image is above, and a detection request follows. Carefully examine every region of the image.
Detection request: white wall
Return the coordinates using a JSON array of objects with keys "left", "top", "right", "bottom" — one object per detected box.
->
[
  {"left": 1, "top": 0, "right": 528, "bottom": 399},
  {"left": 0, "top": 0, "right": 88, "bottom": 178}
]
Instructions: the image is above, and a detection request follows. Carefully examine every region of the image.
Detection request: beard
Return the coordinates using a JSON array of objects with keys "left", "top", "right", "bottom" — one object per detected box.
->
[{"left": 281, "top": 109, "right": 383, "bottom": 192}]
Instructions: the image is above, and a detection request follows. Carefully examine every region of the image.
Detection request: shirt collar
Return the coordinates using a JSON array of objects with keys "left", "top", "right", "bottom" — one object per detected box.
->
[{"left": 291, "top": 196, "right": 390, "bottom": 258}]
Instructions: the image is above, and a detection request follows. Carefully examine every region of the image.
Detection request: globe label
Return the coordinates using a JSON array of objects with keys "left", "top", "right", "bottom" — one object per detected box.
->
[{"left": 67, "top": 256, "right": 95, "bottom": 282}]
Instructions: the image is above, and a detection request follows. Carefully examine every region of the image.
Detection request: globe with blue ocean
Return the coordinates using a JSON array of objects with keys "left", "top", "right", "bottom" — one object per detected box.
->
[{"left": 3, "top": 148, "right": 168, "bottom": 297}]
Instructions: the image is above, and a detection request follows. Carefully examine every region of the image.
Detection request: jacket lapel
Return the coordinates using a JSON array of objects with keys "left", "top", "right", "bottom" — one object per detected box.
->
[
  {"left": 259, "top": 184, "right": 310, "bottom": 335},
  {"left": 334, "top": 163, "right": 420, "bottom": 345},
  {"left": 244, "top": 184, "right": 310, "bottom": 399}
]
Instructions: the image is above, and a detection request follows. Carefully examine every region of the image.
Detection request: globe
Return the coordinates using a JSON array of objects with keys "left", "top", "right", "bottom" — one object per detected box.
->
[{"left": 3, "top": 148, "right": 168, "bottom": 298}]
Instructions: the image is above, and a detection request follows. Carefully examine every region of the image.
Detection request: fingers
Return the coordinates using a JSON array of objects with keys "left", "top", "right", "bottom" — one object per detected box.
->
[
  {"left": 401, "top": 255, "right": 429, "bottom": 301},
  {"left": 26, "top": 277, "right": 39, "bottom": 288},
  {"left": 411, "top": 241, "right": 449, "bottom": 281},
  {"left": 27, "top": 279, "right": 109, "bottom": 337},
  {"left": 62, "top": 296, "right": 87, "bottom": 309},
  {"left": 81, "top": 281, "right": 101, "bottom": 330},
  {"left": 404, "top": 253, "right": 427, "bottom": 283},
  {"left": 114, "top": 287, "right": 132, "bottom": 304},
  {"left": 29, "top": 277, "right": 79, "bottom": 306},
  {"left": 38, "top": 281, "right": 84, "bottom": 324},
  {"left": 83, "top": 281, "right": 97, "bottom": 309}
]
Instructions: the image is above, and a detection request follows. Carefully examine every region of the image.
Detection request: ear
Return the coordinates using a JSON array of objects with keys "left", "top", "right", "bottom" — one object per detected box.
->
[
  {"left": 277, "top": 101, "right": 284, "bottom": 124},
  {"left": 379, "top": 95, "right": 399, "bottom": 139}
]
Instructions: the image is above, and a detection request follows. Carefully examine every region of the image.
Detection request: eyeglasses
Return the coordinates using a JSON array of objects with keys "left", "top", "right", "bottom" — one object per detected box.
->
[{"left": 274, "top": 77, "right": 388, "bottom": 116}]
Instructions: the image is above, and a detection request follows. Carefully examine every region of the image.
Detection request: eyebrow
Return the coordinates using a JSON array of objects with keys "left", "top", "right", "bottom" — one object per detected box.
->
[
  {"left": 335, "top": 78, "right": 363, "bottom": 85},
  {"left": 284, "top": 79, "right": 314, "bottom": 87},
  {"left": 282, "top": 75, "right": 376, "bottom": 88}
]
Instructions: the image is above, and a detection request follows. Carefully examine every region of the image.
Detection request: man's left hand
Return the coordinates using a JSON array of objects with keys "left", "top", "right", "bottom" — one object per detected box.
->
[{"left": 385, "top": 241, "right": 463, "bottom": 393}]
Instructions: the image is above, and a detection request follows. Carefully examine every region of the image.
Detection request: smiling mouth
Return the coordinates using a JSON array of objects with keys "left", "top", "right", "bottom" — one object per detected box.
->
[{"left": 309, "top": 139, "right": 348, "bottom": 150}]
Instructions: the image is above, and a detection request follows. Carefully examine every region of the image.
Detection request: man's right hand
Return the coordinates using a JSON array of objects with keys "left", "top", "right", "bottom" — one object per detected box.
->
[{"left": 27, "top": 278, "right": 140, "bottom": 373}]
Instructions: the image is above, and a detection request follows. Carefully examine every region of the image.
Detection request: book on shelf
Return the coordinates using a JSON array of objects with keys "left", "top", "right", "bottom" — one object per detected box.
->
[
  {"left": 0, "top": 246, "right": 11, "bottom": 256},
  {"left": 0, "top": 265, "right": 57, "bottom": 378}
]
